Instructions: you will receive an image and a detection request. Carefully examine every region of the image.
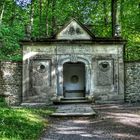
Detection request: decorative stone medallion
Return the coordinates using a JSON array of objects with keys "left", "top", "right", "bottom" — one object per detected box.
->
[
  {"left": 36, "top": 63, "right": 46, "bottom": 73},
  {"left": 71, "top": 75, "right": 79, "bottom": 83},
  {"left": 99, "top": 61, "right": 110, "bottom": 72}
]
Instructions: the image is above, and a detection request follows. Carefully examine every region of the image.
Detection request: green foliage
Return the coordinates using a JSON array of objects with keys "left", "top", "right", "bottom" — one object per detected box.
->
[
  {"left": 0, "top": 98, "right": 54, "bottom": 140},
  {"left": 0, "top": 97, "right": 8, "bottom": 107},
  {"left": 0, "top": 0, "right": 139, "bottom": 61},
  {"left": 120, "top": 0, "right": 140, "bottom": 61},
  {"left": 0, "top": 24, "right": 24, "bottom": 61}
]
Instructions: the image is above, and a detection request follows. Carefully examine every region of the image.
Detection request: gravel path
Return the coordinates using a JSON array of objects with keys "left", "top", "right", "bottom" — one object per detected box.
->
[{"left": 40, "top": 103, "right": 140, "bottom": 140}]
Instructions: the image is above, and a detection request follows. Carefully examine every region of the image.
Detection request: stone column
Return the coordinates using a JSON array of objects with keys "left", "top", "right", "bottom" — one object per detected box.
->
[
  {"left": 118, "top": 46, "right": 124, "bottom": 99},
  {"left": 22, "top": 59, "right": 30, "bottom": 103},
  {"left": 57, "top": 64, "right": 64, "bottom": 97},
  {"left": 85, "top": 64, "right": 91, "bottom": 96}
]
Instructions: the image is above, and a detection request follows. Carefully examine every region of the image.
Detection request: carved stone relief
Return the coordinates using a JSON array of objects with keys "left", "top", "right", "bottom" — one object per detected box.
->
[
  {"left": 96, "top": 60, "right": 113, "bottom": 86},
  {"left": 29, "top": 59, "right": 51, "bottom": 97},
  {"left": 63, "top": 26, "right": 84, "bottom": 36},
  {"left": 26, "top": 46, "right": 56, "bottom": 54},
  {"left": 56, "top": 20, "right": 92, "bottom": 40},
  {"left": 98, "top": 61, "right": 110, "bottom": 72},
  {"left": 57, "top": 45, "right": 93, "bottom": 54}
]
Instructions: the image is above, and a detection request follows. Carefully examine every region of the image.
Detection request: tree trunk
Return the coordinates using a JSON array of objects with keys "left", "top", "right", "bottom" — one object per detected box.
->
[
  {"left": 10, "top": 2, "right": 16, "bottom": 26},
  {"left": 39, "top": 0, "right": 42, "bottom": 36},
  {"left": 51, "top": 0, "right": 56, "bottom": 36},
  {"left": 29, "top": 0, "right": 34, "bottom": 36},
  {"left": 46, "top": 0, "right": 50, "bottom": 37},
  {"left": 111, "top": 0, "right": 117, "bottom": 37},
  {"left": 120, "top": 0, "right": 124, "bottom": 22},
  {"left": 103, "top": 1, "right": 108, "bottom": 26},
  {"left": 0, "top": 2, "right": 5, "bottom": 25}
]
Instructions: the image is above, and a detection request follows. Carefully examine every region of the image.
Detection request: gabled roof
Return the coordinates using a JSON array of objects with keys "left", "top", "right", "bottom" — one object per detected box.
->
[{"left": 56, "top": 18, "right": 95, "bottom": 40}]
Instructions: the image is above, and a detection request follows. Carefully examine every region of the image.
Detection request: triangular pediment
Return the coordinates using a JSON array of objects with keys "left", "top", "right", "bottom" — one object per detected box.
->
[{"left": 56, "top": 19, "right": 94, "bottom": 40}]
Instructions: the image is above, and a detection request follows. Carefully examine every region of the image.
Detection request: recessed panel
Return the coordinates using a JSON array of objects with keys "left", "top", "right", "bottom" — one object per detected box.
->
[{"left": 96, "top": 60, "right": 113, "bottom": 86}]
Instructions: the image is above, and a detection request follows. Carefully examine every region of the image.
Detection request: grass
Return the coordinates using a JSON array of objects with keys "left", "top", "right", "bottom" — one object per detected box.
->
[{"left": 0, "top": 98, "right": 55, "bottom": 140}]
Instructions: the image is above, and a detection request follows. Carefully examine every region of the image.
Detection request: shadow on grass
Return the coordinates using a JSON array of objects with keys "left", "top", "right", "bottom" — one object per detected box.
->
[{"left": 0, "top": 102, "right": 55, "bottom": 140}]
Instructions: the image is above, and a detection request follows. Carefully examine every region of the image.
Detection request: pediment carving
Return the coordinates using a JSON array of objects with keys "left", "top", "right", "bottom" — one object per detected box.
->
[{"left": 56, "top": 19, "right": 94, "bottom": 40}]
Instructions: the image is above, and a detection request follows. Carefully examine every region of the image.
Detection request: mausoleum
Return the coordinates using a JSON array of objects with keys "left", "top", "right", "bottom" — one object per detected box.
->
[{"left": 22, "top": 19, "right": 126, "bottom": 105}]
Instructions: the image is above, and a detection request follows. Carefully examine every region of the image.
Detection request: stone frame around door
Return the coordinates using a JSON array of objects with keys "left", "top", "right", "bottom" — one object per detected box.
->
[{"left": 56, "top": 55, "right": 92, "bottom": 101}]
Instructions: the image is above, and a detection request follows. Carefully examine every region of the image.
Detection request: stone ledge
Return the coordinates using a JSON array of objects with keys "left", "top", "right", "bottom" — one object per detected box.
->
[
  {"left": 51, "top": 104, "right": 96, "bottom": 117},
  {"left": 20, "top": 103, "right": 48, "bottom": 108},
  {"left": 51, "top": 112, "right": 96, "bottom": 117}
]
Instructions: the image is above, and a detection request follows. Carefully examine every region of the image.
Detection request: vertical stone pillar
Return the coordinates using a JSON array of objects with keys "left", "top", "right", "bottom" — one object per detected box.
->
[
  {"left": 22, "top": 59, "right": 30, "bottom": 102},
  {"left": 118, "top": 46, "right": 124, "bottom": 98},
  {"left": 85, "top": 64, "right": 91, "bottom": 97},
  {"left": 51, "top": 60, "right": 57, "bottom": 98},
  {"left": 57, "top": 64, "right": 64, "bottom": 97}
]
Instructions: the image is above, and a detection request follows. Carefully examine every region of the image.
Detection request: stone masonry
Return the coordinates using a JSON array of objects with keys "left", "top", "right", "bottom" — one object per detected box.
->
[
  {"left": 0, "top": 61, "right": 22, "bottom": 105},
  {"left": 0, "top": 61, "right": 140, "bottom": 105},
  {"left": 22, "top": 19, "right": 125, "bottom": 104},
  {"left": 125, "top": 62, "right": 140, "bottom": 102}
]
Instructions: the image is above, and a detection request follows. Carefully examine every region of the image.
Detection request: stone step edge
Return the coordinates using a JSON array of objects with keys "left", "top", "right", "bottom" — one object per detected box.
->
[
  {"left": 61, "top": 97, "right": 86, "bottom": 100},
  {"left": 59, "top": 100, "right": 91, "bottom": 103},
  {"left": 50, "top": 112, "right": 96, "bottom": 117}
]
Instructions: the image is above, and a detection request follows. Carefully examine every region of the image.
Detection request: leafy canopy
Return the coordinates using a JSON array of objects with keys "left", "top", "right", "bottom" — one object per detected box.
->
[{"left": 0, "top": 0, "right": 139, "bottom": 61}]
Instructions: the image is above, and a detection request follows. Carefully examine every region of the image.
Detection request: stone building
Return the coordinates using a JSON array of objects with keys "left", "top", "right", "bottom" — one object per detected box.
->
[{"left": 22, "top": 19, "right": 126, "bottom": 105}]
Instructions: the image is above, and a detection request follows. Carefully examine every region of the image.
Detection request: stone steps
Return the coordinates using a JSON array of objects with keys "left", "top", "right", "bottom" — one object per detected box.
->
[
  {"left": 51, "top": 104, "right": 96, "bottom": 117},
  {"left": 60, "top": 99, "right": 91, "bottom": 104},
  {"left": 62, "top": 97, "right": 86, "bottom": 100},
  {"left": 56, "top": 97, "right": 91, "bottom": 104}
]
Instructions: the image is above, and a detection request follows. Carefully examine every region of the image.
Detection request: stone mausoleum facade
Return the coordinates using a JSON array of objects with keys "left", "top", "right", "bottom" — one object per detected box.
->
[{"left": 22, "top": 19, "right": 126, "bottom": 105}]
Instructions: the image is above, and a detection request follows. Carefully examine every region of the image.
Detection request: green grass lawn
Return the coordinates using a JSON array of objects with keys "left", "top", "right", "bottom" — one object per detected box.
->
[{"left": 0, "top": 98, "right": 54, "bottom": 140}]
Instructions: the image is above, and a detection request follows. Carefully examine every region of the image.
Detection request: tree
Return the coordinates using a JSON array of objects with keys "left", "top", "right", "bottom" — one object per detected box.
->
[
  {"left": 0, "top": 1, "right": 5, "bottom": 25},
  {"left": 0, "top": 0, "right": 139, "bottom": 61}
]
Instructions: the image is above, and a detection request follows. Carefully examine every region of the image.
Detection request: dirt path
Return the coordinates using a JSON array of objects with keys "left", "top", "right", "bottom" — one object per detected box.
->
[{"left": 40, "top": 103, "right": 140, "bottom": 140}]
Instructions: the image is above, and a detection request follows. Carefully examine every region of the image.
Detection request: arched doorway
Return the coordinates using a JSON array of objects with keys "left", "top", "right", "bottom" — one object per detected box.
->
[{"left": 63, "top": 62, "right": 85, "bottom": 98}]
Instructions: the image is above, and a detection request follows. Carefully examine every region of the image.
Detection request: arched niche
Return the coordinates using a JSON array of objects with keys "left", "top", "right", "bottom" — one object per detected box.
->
[{"left": 57, "top": 56, "right": 91, "bottom": 98}]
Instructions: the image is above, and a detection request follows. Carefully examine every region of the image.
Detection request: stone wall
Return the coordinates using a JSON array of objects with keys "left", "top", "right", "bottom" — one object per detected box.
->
[
  {"left": 0, "top": 61, "right": 140, "bottom": 105},
  {"left": 125, "top": 62, "right": 140, "bottom": 102},
  {"left": 0, "top": 61, "right": 22, "bottom": 105}
]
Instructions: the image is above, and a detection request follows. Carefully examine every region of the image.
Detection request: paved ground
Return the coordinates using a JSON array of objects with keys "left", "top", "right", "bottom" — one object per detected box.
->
[{"left": 40, "top": 103, "right": 140, "bottom": 140}]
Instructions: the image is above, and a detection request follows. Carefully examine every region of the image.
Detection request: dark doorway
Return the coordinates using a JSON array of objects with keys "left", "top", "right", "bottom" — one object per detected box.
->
[{"left": 63, "top": 62, "right": 85, "bottom": 98}]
